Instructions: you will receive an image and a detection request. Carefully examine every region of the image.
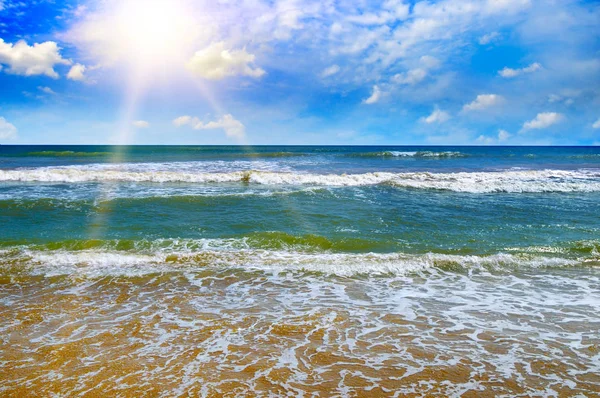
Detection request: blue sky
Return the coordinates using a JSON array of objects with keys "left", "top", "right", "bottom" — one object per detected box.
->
[{"left": 0, "top": 0, "right": 599, "bottom": 145}]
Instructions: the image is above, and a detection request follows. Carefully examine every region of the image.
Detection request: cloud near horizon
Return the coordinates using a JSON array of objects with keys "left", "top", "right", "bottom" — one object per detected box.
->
[
  {"left": 173, "top": 114, "right": 246, "bottom": 139},
  {"left": 0, "top": 117, "right": 18, "bottom": 140},
  {"left": 522, "top": 112, "right": 564, "bottom": 130},
  {"left": 421, "top": 108, "right": 450, "bottom": 124},
  {"left": 132, "top": 120, "right": 150, "bottom": 128}
]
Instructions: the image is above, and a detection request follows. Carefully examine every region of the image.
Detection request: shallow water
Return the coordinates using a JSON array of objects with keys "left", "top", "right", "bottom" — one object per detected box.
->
[{"left": 1, "top": 145, "right": 599, "bottom": 396}]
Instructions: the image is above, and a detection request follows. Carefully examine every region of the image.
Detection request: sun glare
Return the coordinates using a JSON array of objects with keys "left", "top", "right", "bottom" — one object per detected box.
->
[{"left": 114, "top": 0, "right": 197, "bottom": 70}]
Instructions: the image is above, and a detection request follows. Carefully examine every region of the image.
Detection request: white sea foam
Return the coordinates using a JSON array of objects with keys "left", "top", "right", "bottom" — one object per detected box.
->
[
  {"left": 3, "top": 244, "right": 587, "bottom": 278},
  {"left": 1, "top": 167, "right": 600, "bottom": 193},
  {"left": 394, "top": 150, "right": 466, "bottom": 158},
  {"left": 356, "top": 150, "right": 467, "bottom": 158}
]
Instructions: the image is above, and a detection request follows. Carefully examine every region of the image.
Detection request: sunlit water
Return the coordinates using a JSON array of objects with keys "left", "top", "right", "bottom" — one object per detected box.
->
[{"left": 1, "top": 145, "right": 599, "bottom": 396}]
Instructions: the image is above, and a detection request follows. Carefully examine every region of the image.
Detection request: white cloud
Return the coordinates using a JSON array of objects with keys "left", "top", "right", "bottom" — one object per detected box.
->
[
  {"left": 462, "top": 94, "right": 504, "bottom": 112},
  {"left": 548, "top": 91, "right": 579, "bottom": 106},
  {"left": 498, "top": 129, "right": 511, "bottom": 141},
  {"left": 548, "top": 94, "right": 562, "bottom": 103},
  {"left": 320, "top": 64, "right": 340, "bottom": 78},
  {"left": 172, "top": 116, "right": 192, "bottom": 127},
  {"left": 330, "top": 22, "right": 344, "bottom": 34},
  {"left": 346, "top": 1, "right": 409, "bottom": 26},
  {"left": 363, "top": 85, "right": 382, "bottom": 104},
  {"left": 383, "top": 0, "right": 410, "bottom": 19},
  {"left": 522, "top": 112, "right": 564, "bottom": 130},
  {"left": 0, "top": 117, "right": 17, "bottom": 140},
  {"left": 372, "top": 0, "right": 532, "bottom": 66},
  {"left": 173, "top": 114, "right": 246, "bottom": 139},
  {"left": 0, "top": 39, "right": 71, "bottom": 78},
  {"left": 391, "top": 55, "right": 439, "bottom": 86},
  {"left": 476, "top": 129, "right": 511, "bottom": 144},
  {"left": 479, "top": 32, "right": 499, "bottom": 45},
  {"left": 392, "top": 68, "right": 427, "bottom": 85},
  {"left": 67, "top": 63, "right": 86, "bottom": 81},
  {"left": 592, "top": 118, "right": 600, "bottom": 129},
  {"left": 499, "top": 62, "right": 541, "bottom": 78},
  {"left": 420, "top": 107, "right": 450, "bottom": 124},
  {"left": 132, "top": 120, "right": 150, "bottom": 128},
  {"left": 202, "top": 115, "right": 245, "bottom": 139},
  {"left": 419, "top": 55, "right": 440, "bottom": 70},
  {"left": 186, "top": 42, "right": 265, "bottom": 80},
  {"left": 476, "top": 135, "right": 493, "bottom": 144},
  {"left": 38, "top": 86, "right": 56, "bottom": 95},
  {"left": 347, "top": 12, "right": 395, "bottom": 26}
]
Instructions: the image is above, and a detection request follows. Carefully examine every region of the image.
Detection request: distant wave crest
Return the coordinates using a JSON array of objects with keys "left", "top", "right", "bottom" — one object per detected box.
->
[
  {"left": 26, "top": 151, "right": 111, "bottom": 157},
  {"left": 350, "top": 151, "right": 468, "bottom": 158}
]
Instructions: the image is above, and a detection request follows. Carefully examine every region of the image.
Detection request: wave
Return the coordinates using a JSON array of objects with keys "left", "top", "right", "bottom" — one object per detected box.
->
[
  {"left": 350, "top": 151, "right": 468, "bottom": 158},
  {"left": 569, "top": 154, "right": 600, "bottom": 159},
  {"left": 236, "top": 151, "right": 306, "bottom": 158},
  {"left": 1, "top": 168, "right": 600, "bottom": 193},
  {"left": 1, "top": 238, "right": 595, "bottom": 278},
  {"left": 5, "top": 235, "right": 598, "bottom": 256},
  {"left": 0, "top": 233, "right": 398, "bottom": 254}
]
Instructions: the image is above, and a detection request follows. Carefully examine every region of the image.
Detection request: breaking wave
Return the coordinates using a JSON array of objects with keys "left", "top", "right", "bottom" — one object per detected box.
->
[
  {"left": 1, "top": 167, "right": 600, "bottom": 193},
  {"left": 0, "top": 237, "right": 597, "bottom": 278}
]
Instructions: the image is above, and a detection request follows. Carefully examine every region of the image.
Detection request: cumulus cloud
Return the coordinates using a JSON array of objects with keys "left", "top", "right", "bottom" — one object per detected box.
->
[
  {"left": 320, "top": 64, "right": 340, "bottom": 78},
  {"left": 0, "top": 117, "right": 18, "bottom": 140},
  {"left": 462, "top": 94, "right": 504, "bottom": 112},
  {"left": 498, "top": 129, "right": 511, "bottom": 141},
  {"left": 186, "top": 42, "right": 265, "bottom": 80},
  {"left": 173, "top": 114, "right": 246, "bottom": 139},
  {"left": 132, "top": 120, "right": 150, "bottom": 128},
  {"left": 67, "top": 63, "right": 86, "bottom": 81},
  {"left": 392, "top": 55, "right": 439, "bottom": 86},
  {"left": 0, "top": 39, "right": 71, "bottom": 78},
  {"left": 392, "top": 68, "right": 427, "bottom": 85},
  {"left": 420, "top": 107, "right": 450, "bottom": 124},
  {"left": 499, "top": 62, "right": 542, "bottom": 78},
  {"left": 476, "top": 129, "right": 511, "bottom": 144},
  {"left": 522, "top": 112, "right": 564, "bottom": 130},
  {"left": 363, "top": 85, "right": 382, "bottom": 104},
  {"left": 592, "top": 118, "right": 600, "bottom": 129},
  {"left": 172, "top": 116, "right": 193, "bottom": 127}
]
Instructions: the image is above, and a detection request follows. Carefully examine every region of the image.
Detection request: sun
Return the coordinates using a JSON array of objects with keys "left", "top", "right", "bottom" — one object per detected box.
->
[{"left": 113, "top": 0, "right": 198, "bottom": 71}]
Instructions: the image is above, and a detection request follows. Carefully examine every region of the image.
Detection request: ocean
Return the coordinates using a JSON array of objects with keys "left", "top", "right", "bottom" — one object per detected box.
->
[{"left": 1, "top": 145, "right": 599, "bottom": 396}]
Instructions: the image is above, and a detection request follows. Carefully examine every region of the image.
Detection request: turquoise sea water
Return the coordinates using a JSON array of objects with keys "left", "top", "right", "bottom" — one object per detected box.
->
[{"left": 1, "top": 145, "right": 599, "bottom": 396}]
